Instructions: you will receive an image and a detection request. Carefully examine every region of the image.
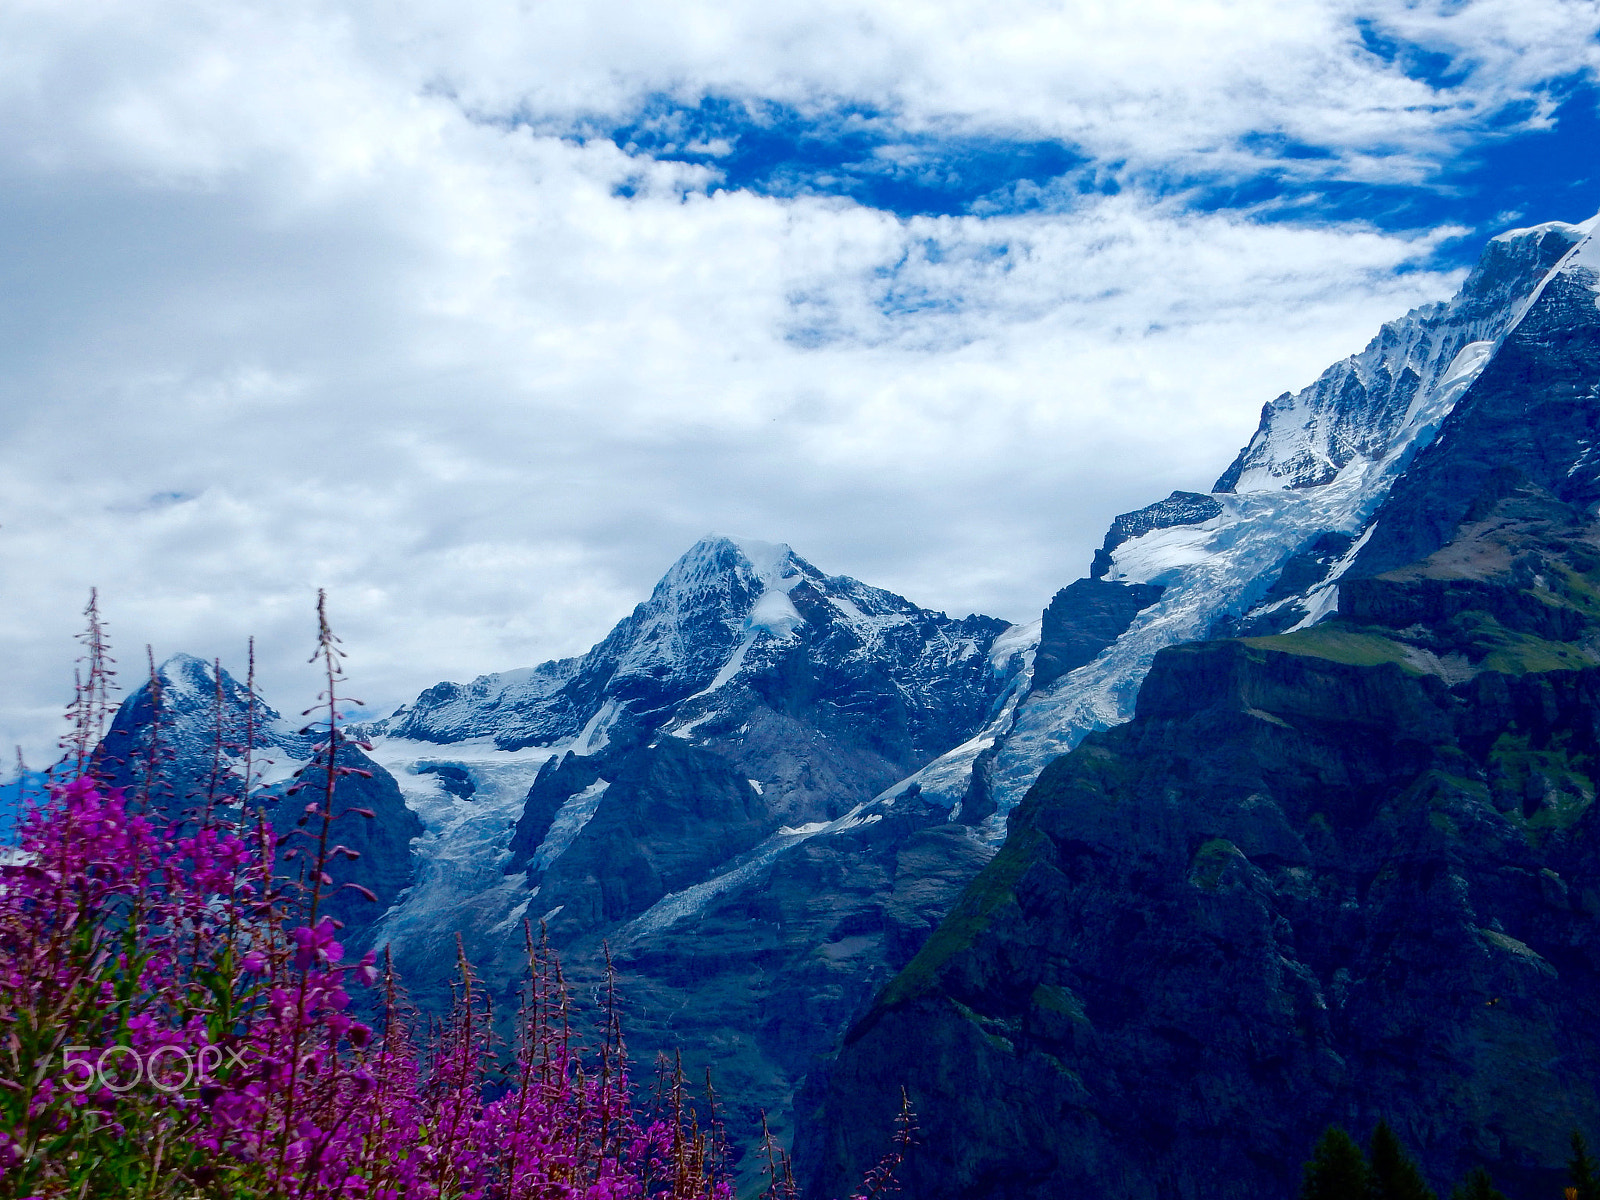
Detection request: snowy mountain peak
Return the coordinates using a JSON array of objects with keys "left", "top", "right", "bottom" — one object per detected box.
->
[
  {"left": 1346, "top": 212, "right": 1600, "bottom": 580},
  {"left": 1490, "top": 215, "right": 1597, "bottom": 245},
  {"left": 644, "top": 535, "right": 806, "bottom": 642},
  {"left": 151, "top": 652, "right": 266, "bottom": 715},
  {"left": 379, "top": 536, "right": 1009, "bottom": 752},
  {"left": 1495, "top": 214, "right": 1600, "bottom": 336},
  {"left": 1214, "top": 219, "right": 1587, "bottom": 495},
  {"left": 94, "top": 652, "right": 309, "bottom": 807},
  {"left": 731, "top": 538, "right": 808, "bottom": 639},
  {"left": 655, "top": 534, "right": 781, "bottom": 595}
]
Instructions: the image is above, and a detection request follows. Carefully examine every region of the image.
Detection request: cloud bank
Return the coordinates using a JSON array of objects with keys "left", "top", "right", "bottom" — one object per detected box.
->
[{"left": 0, "top": 0, "right": 1596, "bottom": 759}]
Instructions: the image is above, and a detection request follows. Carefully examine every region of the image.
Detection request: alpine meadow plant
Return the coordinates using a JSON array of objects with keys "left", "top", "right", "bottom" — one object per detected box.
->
[{"left": 0, "top": 592, "right": 911, "bottom": 1200}]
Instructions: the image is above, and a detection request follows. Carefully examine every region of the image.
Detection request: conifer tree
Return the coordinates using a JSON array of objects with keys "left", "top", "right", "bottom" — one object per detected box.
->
[
  {"left": 1369, "top": 1120, "right": 1436, "bottom": 1200},
  {"left": 1570, "top": 1132, "right": 1600, "bottom": 1200},
  {"left": 1449, "top": 1167, "right": 1505, "bottom": 1200},
  {"left": 1302, "top": 1126, "right": 1370, "bottom": 1200}
]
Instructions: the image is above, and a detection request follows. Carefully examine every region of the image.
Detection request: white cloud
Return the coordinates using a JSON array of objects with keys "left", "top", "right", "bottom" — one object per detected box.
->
[
  {"left": 399, "top": 0, "right": 1600, "bottom": 180},
  {"left": 0, "top": 0, "right": 1593, "bottom": 761}
]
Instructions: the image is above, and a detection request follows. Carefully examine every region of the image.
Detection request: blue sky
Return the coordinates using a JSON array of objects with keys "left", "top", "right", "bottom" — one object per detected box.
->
[
  {"left": 587, "top": 79, "right": 1599, "bottom": 261},
  {"left": 0, "top": 0, "right": 1597, "bottom": 760}
]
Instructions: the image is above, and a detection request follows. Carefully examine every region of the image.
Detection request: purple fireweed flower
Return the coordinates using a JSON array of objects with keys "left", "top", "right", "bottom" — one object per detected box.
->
[
  {"left": 291, "top": 919, "right": 344, "bottom": 971},
  {"left": 2, "top": 756, "right": 899, "bottom": 1199}
]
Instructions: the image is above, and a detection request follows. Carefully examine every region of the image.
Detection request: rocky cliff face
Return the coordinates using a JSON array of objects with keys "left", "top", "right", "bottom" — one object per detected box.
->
[
  {"left": 800, "top": 215, "right": 1600, "bottom": 1197},
  {"left": 259, "top": 740, "right": 425, "bottom": 936}
]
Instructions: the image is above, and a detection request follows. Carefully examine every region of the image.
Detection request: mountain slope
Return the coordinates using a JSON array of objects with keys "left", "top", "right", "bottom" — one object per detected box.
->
[
  {"left": 70, "top": 216, "right": 1600, "bottom": 1187},
  {"left": 802, "top": 220, "right": 1600, "bottom": 1200},
  {"left": 351, "top": 536, "right": 1021, "bottom": 1176},
  {"left": 880, "top": 217, "right": 1594, "bottom": 831}
]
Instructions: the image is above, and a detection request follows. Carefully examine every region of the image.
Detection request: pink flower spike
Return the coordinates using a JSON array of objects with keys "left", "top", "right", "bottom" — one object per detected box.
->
[{"left": 290, "top": 918, "right": 343, "bottom": 970}]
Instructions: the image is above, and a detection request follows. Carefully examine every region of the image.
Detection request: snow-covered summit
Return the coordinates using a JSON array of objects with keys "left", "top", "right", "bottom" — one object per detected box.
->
[
  {"left": 95, "top": 653, "right": 311, "bottom": 802},
  {"left": 1215, "top": 220, "right": 1589, "bottom": 494},
  {"left": 377, "top": 534, "right": 1013, "bottom": 757},
  {"left": 353, "top": 533, "right": 1019, "bottom": 1023},
  {"left": 1492, "top": 214, "right": 1600, "bottom": 244}
]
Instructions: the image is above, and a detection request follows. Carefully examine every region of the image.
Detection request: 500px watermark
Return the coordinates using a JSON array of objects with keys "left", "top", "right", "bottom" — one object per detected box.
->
[{"left": 61, "top": 1044, "right": 251, "bottom": 1094}]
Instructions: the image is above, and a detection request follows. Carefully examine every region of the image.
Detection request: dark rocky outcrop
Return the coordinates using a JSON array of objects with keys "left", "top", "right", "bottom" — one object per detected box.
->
[
  {"left": 415, "top": 761, "right": 476, "bottom": 799},
  {"left": 1033, "top": 578, "right": 1167, "bottom": 691},
  {"left": 259, "top": 741, "right": 424, "bottom": 936},
  {"left": 506, "top": 749, "right": 611, "bottom": 874},
  {"left": 530, "top": 737, "right": 771, "bottom": 935},
  {"left": 801, "top": 494, "right": 1600, "bottom": 1200},
  {"left": 1089, "top": 492, "right": 1222, "bottom": 579},
  {"left": 1223, "top": 532, "right": 1359, "bottom": 638},
  {"left": 1263, "top": 531, "right": 1357, "bottom": 604}
]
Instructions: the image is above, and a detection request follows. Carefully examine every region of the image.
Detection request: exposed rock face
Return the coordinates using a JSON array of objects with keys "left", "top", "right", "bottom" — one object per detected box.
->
[
  {"left": 591, "top": 793, "right": 995, "bottom": 1184},
  {"left": 520, "top": 737, "right": 771, "bottom": 935},
  {"left": 1032, "top": 579, "right": 1166, "bottom": 691},
  {"left": 1228, "top": 530, "right": 1357, "bottom": 635},
  {"left": 259, "top": 741, "right": 424, "bottom": 936},
  {"left": 1088, "top": 492, "right": 1223, "bottom": 580},
  {"left": 801, "top": 491, "right": 1600, "bottom": 1200}
]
